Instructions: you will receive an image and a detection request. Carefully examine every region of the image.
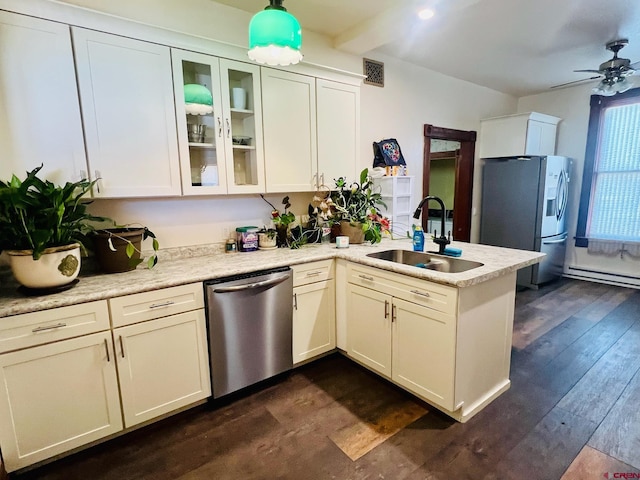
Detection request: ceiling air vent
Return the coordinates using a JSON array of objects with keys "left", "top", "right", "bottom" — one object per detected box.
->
[{"left": 363, "top": 58, "right": 384, "bottom": 87}]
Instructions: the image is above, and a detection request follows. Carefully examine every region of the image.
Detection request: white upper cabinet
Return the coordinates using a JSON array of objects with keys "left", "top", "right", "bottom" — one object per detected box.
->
[
  {"left": 73, "top": 28, "right": 181, "bottom": 197},
  {"left": 262, "top": 69, "right": 317, "bottom": 192},
  {"left": 479, "top": 112, "right": 561, "bottom": 159},
  {"left": 219, "top": 59, "right": 265, "bottom": 194},
  {"left": 0, "top": 12, "right": 87, "bottom": 184},
  {"left": 316, "top": 79, "right": 359, "bottom": 186},
  {"left": 171, "top": 49, "right": 228, "bottom": 195}
]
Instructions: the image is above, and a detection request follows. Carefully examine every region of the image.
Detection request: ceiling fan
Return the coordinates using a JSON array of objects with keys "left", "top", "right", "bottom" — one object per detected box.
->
[{"left": 552, "top": 39, "right": 640, "bottom": 95}]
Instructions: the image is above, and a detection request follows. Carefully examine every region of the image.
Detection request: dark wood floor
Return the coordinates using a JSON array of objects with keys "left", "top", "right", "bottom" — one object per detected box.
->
[{"left": 12, "top": 278, "right": 640, "bottom": 480}]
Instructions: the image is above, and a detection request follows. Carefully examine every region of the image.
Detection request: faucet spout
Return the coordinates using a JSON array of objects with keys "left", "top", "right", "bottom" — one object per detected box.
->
[{"left": 413, "top": 195, "right": 450, "bottom": 254}]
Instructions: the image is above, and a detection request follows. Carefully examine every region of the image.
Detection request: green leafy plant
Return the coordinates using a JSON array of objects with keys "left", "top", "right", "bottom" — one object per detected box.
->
[
  {"left": 94, "top": 226, "right": 159, "bottom": 270},
  {"left": 0, "top": 165, "right": 160, "bottom": 269},
  {"left": 0, "top": 165, "right": 106, "bottom": 260},
  {"left": 330, "top": 168, "right": 390, "bottom": 244}
]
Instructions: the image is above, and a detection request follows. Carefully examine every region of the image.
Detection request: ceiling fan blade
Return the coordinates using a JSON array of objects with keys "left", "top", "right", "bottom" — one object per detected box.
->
[
  {"left": 629, "top": 61, "right": 640, "bottom": 70},
  {"left": 550, "top": 76, "right": 601, "bottom": 89},
  {"left": 573, "top": 69, "right": 602, "bottom": 74}
]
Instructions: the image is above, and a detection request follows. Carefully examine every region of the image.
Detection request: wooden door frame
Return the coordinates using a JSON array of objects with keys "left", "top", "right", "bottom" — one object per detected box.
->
[{"left": 423, "top": 124, "right": 477, "bottom": 242}]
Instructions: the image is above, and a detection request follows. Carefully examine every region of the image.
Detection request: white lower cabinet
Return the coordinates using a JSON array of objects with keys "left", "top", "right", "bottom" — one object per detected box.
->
[
  {"left": 0, "top": 284, "right": 210, "bottom": 472},
  {"left": 114, "top": 310, "right": 210, "bottom": 427},
  {"left": 0, "top": 330, "right": 122, "bottom": 472},
  {"left": 292, "top": 260, "right": 336, "bottom": 364}
]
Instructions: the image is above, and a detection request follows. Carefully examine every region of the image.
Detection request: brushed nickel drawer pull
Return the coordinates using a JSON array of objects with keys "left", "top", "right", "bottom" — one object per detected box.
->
[
  {"left": 306, "top": 271, "right": 321, "bottom": 277},
  {"left": 293, "top": 293, "right": 298, "bottom": 310},
  {"left": 358, "top": 274, "right": 374, "bottom": 281},
  {"left": 32, "top": 322, "right": 66, "bottom": 333},
  {"left": 119, "top": 335, "right": 125, "bottom": 358},
  {"left": 392, "top": 304, "right": 397, "bottom": 322},
  {"left": 384, "top": 300, "right": 389, "bottom": 319},
  {"left": 104, "top": 339, "right": 110, "bottom": 362},
  {"left": 149, "top": 301, "right": 175, "bottom": 309},
  {"left": 410, "top": 290, "right": 430, "bottom": 298}
]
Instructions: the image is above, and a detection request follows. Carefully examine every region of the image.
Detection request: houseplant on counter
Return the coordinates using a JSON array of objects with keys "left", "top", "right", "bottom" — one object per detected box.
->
[
  {"left": 0, "top": 165, "right": 106, "bottom": 290},
  {"left": 330, "top": 168, "right": 390, "bottom": 244},
  {"left": 91, "top": 226, "right": 159, "bottom": 273}
]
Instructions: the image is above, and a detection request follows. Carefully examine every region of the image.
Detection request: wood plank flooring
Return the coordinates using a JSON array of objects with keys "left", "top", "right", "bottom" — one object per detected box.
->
[{"left": 11, "top": 278, "right": 640, "bottom": 480}]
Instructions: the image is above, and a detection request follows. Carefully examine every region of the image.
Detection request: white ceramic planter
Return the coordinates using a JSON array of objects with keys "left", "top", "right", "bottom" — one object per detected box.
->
[
  {"left": 258, "top": 232, "right": 277, "bottom": 249},
  {"left": 6, "top": 244, "right": 81, "bottom": 289}
]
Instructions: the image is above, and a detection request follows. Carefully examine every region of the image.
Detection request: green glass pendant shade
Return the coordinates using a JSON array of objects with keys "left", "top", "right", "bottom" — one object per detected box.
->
[{"left": 248, "top": 4, "right": 302, "bottom": 66}]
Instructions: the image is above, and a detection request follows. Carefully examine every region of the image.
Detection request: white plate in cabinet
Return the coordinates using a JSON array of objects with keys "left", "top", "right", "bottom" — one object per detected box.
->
[
  {"left": 109, "top": 283, "right": 204, "bottom": 328},
  {"left": 0, "top": 301, "right": 110, "bottom": 354},
  {"left": 293, "top": 278, "right": 336, "bottom": 364},
  {"left": 114, "top": 310, "right": 210, "bottom": 427},
  {"left": 72, "top": 28, "right": 181, "bottom": 197},
  {"left": 0, "top": 331, "right": 122, "bottom": 472},
  {"left": 291, "top": 259, "right": 334, "bottom": 287}
]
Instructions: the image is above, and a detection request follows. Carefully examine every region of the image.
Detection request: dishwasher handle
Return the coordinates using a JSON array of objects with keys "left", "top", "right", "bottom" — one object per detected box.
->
[{"left": 210, "top": 273, "right": 290, "bottom": 293}]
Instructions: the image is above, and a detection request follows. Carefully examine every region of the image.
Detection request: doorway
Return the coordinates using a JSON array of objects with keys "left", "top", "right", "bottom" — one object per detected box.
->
[{"left": 422, "top": 124, "right": 476, "bottom": 242}]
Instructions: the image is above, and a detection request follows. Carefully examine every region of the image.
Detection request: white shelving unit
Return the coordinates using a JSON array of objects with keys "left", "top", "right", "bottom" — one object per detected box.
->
[{"left": 373, "top": 176, "right": 414, "bottom": 239}]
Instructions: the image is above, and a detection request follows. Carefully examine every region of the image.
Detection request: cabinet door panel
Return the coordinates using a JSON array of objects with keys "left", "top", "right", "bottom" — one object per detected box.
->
[
  {"left": 346, "top": 284, "right": 392, "bottom": 377},
  {"left": 0, "top": 332, "right": 122, "bottom": 472},
  {"left": 293, "top": 279, "right": 336, "bottom": 364},
  {"left": 73, "top": 28, "right": 181, "bottom": 197},
  {"left": 115, "top": 310, "right": 210, "bottom": 427},
  {"left": 392, "top": 298, "right": 456, "bottom": 410},
  {"left": 262, "top": 69, "right": 317, "bottom": 192},
  {"left": 316, "top": 79, "right": 359, "bottom": 183},
  {"left": 0, "top": 12, "right": 86, "bottom": 184}
]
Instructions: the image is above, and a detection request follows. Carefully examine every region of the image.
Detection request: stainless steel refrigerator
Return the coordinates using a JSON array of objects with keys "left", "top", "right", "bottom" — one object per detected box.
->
[{"left": 480, "top": 156, "right": 570, "bottom": 288}]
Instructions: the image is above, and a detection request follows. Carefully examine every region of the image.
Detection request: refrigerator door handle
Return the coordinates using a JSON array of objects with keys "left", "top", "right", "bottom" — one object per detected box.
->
[
  {"left": 556, "top": 170, "right": 569, "bottom": 221},
  {"left": 543, "top": 233, "right": 568, "bottom": 245}
]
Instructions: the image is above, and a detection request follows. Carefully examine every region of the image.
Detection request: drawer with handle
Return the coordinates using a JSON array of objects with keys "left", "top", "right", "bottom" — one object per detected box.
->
[
  {"left": 109, "top": 283, "right": 204, "bottom": 328},
  {"left": 291, "top": 260, "right": 334, "bottom": 287},
  {"left": 0, "top": 301, "right": 110, "bottom": 353},
  {"left": 347, "top": 262, "right": 457, "bottom": 315}
]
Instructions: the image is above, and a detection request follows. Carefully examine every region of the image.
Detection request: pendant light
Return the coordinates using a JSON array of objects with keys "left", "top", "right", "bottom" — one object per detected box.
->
[{"left": 248, "top": 0, "right": 302, "bottom": 66}]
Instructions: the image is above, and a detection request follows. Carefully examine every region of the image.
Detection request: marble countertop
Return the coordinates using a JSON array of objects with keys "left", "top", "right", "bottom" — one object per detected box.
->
[{"left": 0, "top": 238, "right": 544, "bottom": 318}]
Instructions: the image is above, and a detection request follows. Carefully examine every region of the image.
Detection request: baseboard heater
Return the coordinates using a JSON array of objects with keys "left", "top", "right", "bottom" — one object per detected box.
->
[{"left": 566, "top": 265, "right": 640, "bottom": 288}]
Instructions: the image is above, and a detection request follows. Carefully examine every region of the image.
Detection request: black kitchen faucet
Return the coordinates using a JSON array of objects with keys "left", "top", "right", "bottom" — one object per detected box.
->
[{"left": 413, "top": 195, "right": 450, "bottom": 254}]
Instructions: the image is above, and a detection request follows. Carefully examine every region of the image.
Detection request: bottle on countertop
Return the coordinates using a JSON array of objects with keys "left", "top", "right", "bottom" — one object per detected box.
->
[{"left": 412, "top": 224, "right": 424, "bottom": 252}]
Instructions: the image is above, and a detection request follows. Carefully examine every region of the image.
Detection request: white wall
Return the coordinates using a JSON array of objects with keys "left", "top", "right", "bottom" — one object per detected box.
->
[
  {"left": 45, "top": 0, "right": 516, "bottom": 248},
  {"left": 518, "top": 84, "right": 640, "bottom": 285}
]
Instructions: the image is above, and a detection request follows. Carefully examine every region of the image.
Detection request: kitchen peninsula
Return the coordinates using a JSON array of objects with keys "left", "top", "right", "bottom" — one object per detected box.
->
[{"left": 0, "top": 238, "right": 543, "bottom": 473}]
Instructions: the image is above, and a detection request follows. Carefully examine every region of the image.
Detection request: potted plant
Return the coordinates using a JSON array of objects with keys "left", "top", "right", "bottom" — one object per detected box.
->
[
  {"left": 257, "top": 227, "right": 277, "bottom": 249},
  {"left": 92, "top": 226, "right": 159, "bottom": 273},
  {"left": 330, "top": 168, "right": 390, "bottom": 244},
  {"left": 0, "top": 165, "right": 106, "bottom": 289}
]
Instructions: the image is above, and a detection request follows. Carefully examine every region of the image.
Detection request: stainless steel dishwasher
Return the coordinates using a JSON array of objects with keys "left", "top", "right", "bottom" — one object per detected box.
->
[{"left": 204, "top": 267, "right": 293, "bottom": 398}]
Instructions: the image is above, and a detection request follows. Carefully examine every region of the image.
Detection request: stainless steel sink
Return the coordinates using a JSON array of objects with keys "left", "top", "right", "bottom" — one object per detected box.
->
[{"left": 366, "top": 249, "right": 484, "bottom": 273}]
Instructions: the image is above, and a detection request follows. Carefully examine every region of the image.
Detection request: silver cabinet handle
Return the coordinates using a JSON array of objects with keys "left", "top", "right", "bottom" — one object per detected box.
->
[
  {"left": 293, "top": 293, "right": 298, "bottom": 310},
  {"left": 306, "top": 271, "right": 321, "bottom": 277},
  {"left": 359, "top": 274, "right": 374, "bottom": 281},
  {"left": 149, "top": 301, "right": 175, "bottom": 309},
  {"left": 226, "top": 118, "right": 230, "bottom": 138},
  {"left": 384, "top": 300, "right": 389, "bottom": 319},
  {"left": 104, "top": 339, "right": 110, "bottom": 362},
  {"left": 392, "top": 304, "right": 397, "bottom": 322},
  {"left": 119, "top": 335, "right": 125, "bottom": 358},
  {"left": 217, "top": 117, "right": 222, "bottom": 137},
  {"left": 32, "top": 322, "right": 66, "bottom": 333},
  {"left": 410, "top": 290, "right": 430, "bottom": 298}
]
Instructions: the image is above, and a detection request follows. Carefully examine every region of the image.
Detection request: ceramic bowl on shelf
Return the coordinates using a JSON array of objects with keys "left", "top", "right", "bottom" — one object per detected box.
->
[{"left": 232, "top": 136, "right": 252, "bottom": 146}]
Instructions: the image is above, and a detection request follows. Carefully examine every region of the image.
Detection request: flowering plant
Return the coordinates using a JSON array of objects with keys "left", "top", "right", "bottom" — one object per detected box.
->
[{"left": 329, "top": 168, "right": 390, "bottom": 244}]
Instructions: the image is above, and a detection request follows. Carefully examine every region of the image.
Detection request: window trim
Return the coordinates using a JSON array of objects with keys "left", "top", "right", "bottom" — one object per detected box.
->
[{"left": 575, "top": 87, "right": 640, "bottom": 247}]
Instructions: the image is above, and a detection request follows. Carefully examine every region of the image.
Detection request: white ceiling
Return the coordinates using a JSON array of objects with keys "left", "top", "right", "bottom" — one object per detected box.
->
[{"left": 212, "top": 0, "right": 640, "bottom": 97}]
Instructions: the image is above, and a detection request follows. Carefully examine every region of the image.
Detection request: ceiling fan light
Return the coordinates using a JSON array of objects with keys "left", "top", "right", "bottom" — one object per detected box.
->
[
  {"left": 248, "top": 4, "right": 302, "bottom": 66},
  {"left": 593, "top": 77, "right": 632, "bottom": 96}
]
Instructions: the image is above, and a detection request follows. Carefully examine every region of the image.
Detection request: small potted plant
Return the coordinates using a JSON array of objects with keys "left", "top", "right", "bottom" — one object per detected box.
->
[
  {"left": 257, "top": 227, "right": 277, "bottom": 249},
  {"left": 330, "top": 168, "right": 390, "bottom": 244},
  {"left": 0, "top": 165, "right": 106, "bottom": 289},
  {"left": 91, "top": 226, "right": 159, "bottom": 273}
]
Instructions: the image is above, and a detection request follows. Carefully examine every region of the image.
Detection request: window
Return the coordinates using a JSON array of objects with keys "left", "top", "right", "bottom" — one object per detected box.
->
[{"left": 575, "top": 88, "right": 640, "bottom": 249}]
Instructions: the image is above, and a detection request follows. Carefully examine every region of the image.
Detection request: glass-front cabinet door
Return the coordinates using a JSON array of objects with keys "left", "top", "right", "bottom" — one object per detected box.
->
[
  {"left": 219, "top": 59, "right": 265, "bottom": 194},
  {"left": 171, "top": 49, "right": 227, "bottom": 195}
]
